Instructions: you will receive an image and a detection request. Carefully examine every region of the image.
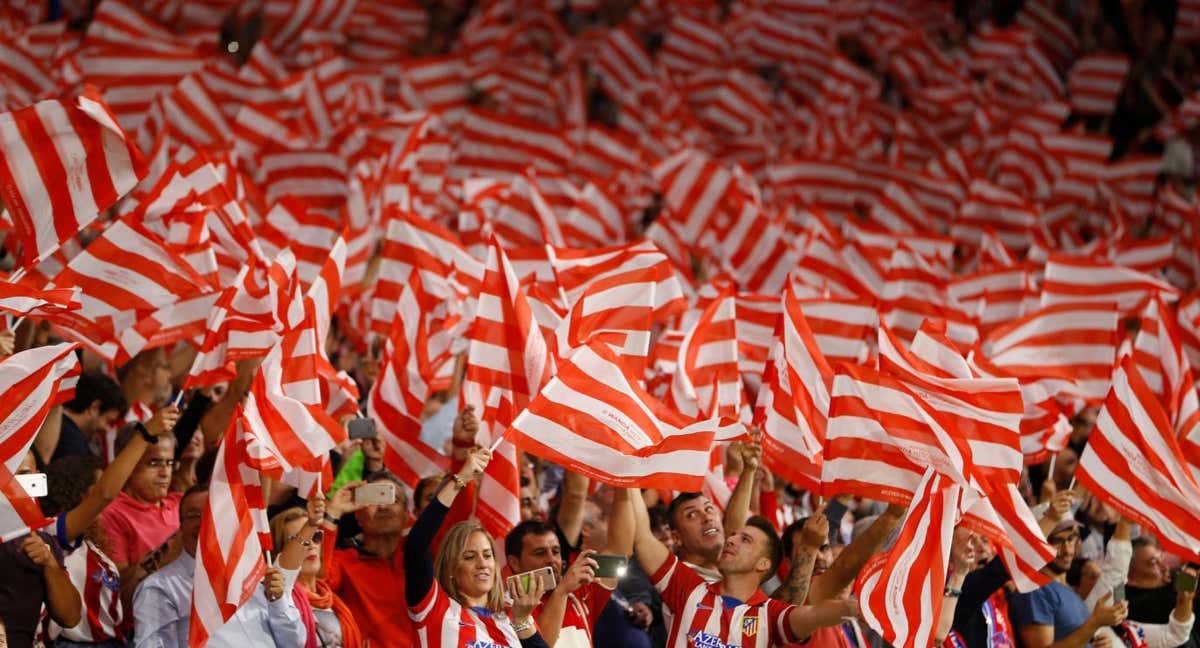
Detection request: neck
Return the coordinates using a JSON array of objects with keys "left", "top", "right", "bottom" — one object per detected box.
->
[
  {"left": 1042, "top": 566, "right": 1068, "bottom": 582},
  {"left": 1127, "top": 575, "right": 1159, "bottom": 589},
  {"left": 463, "top": 592, "right": 489, "bottom": 609},
  {"left": 362, "top": 532, "right": 402, "bottom": 557},
  {"left": 125, "top": 489, "right": 160, "bottom": 507},
  {"left": 299, "top": 572, "right": 317, "bottom": 591},
  {"left": 719, "top": 572, "right": 761, "bottom": 603},
  {"left": 681, "top": 549, "right": 718, "bottom": 570}
]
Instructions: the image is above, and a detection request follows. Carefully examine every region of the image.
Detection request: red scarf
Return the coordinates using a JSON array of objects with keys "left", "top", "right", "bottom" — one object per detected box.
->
[{"left": 291, "top": 583, "right": 318, "bottom": 648}]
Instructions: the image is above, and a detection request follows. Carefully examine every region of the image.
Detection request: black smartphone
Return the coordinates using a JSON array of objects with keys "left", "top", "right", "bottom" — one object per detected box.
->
[
  {"left": 1177, "top": 570, "right": 1199, "bottom": 594},
  {"left": 348, "top": 417, "right": 377, "bottom": 440},
  {"left": 593, "top": 554, "right": 628, "bottom": 579}
]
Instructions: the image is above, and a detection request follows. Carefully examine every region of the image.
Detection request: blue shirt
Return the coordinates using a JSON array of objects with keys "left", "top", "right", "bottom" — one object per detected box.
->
[
  {"left": 1009, "top": 580, "right": 1092, "bottom": 646},
  {"left": 132, "top": 551, "right": 307, "bottom": 648}
]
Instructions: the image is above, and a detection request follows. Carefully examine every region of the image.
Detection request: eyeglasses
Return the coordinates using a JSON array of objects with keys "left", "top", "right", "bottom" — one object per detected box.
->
[
  {"left": 144, "top": 458, "right": 179, "bottom": 471},
  {"left": 287, "top": 530, "right": 324, "bottom": 547},
  {"left": 1048, "top": 532, "right": 1080, "bottom": 546}
]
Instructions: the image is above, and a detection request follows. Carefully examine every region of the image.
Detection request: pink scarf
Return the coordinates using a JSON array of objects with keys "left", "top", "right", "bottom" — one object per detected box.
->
[{"left": 292, "top": 582, "right": 319, "bottom": 648}]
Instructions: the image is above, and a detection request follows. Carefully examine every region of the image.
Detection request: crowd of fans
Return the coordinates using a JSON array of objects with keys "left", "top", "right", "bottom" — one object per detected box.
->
[{"left": 3, "top": 0, "right": 1200, "bottom": 647}]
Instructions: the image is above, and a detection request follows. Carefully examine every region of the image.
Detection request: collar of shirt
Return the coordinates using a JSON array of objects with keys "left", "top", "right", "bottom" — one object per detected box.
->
[{"left": 707, "top": 582, "right": 768, "bottom": 607}]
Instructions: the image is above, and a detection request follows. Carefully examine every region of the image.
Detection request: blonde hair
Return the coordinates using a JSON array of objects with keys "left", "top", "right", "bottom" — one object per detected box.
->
[
  {"left": 269, "top": 507, "right": 308, "bottom": 553},
  {"left": 434, "top": 521, "right": 504, "bottom": 613}
]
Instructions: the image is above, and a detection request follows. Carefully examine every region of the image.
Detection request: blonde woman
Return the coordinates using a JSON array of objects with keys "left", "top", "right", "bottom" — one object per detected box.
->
[{"left": 403, "top": 447, "right": 549, "bottom": 647}]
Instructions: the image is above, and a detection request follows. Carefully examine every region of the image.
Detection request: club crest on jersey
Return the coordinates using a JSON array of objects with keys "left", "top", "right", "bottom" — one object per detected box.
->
[{"left": 742, "top": 616, "right": 759, "bottom": 636}]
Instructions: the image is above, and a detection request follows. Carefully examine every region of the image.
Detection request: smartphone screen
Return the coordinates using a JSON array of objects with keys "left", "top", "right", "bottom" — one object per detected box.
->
[{"left": 1177, "top": 570, "right": 1199, "bottom": 594}]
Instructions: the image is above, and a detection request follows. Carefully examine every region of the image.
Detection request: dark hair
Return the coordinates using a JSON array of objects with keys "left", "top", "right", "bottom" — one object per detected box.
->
[
  {"left": 647, "top": 504, "right": 670, "bottom": 531},
  {"left": 1066, "top": 557, "right": 1091, "bottom": 588},
  {"left": 41, "top": 455, "right": 103, "bottom": 516},
  {"left": 504, "top": 519, "right": 557, "bottom": 559},
  {"left": 194, "top": 447, "right": 218, "bottom": 487},
  {"left": 63, "top": 371, "right": 128, "bottom": 418},
  {"left": 1132, "top": 536, "right": 1159, "bottom": 552},
  {"left": 780, "top": 517, "right": 808, "bottom": 559},
  {"left": 413, "top": 475, "right": 442, "bottom": 510},
  {"left": 666, "top": 492, "right": 705, "bottom": 530},
  {"left": 179, "top": 483, "right": 210, "bottom": 521},
  {"left": 744, "top": 516, "right": 783, "bottom": 583}
]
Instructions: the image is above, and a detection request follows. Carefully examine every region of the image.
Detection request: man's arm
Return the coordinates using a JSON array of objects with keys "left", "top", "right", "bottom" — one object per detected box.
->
[
  {"left": 556, "top": 469, "right": 589, "bottom": 548},
  {"left": 772, "top": 506, "right": 828, "bottom": 604},
  {"left": 199, "top": 358, "right": 258, "bottom": 448},
  {"left": 132, "top": 580, "right": 180, "bottom": 648},
  {"left": 23, "top": 535, "right": 81, "bottom": 628},
  {"left": 807, "top": 503, "right": 905, "bottom": 604},
  {"left": 629, "top": 487, "right": 670, "bottom": 578},
  {"left": 33, "top": 404, "right": 63, "bottom": 466},
  {"left": 786, "top": 598, "right": 857, "bottom": 641},
  {"left": 723, "top": 442, "right": 761, "bottom": 536}
]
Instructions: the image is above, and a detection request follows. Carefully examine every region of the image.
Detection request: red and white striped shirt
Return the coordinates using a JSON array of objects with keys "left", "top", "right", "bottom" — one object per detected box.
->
[
  {"left": 408, "top": 579, "right": 521, "bottom": 648},
  {"left": 48, "top": 539, "right": 125, "bottom": 642},
  {"left": 531, "top": 582, "right": 612, "bottom": 648},
  {"left": 652, "top": 554, "right": 800, "bottom": 648}
]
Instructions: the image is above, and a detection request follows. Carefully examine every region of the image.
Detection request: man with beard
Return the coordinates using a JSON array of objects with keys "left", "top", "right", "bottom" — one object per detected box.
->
[
  {"left": 1011, "top": 520, "right": 1129, "bottom": 647},
  {"left": 321, "top": 470, "right": 417, "bottom": 648}
]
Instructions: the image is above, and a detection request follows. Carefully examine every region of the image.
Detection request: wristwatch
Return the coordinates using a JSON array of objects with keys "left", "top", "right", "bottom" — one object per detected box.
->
[
  {"left": 944, "top": 586, "right": 962, "bottom": 598},
  {"left": 136, "top": 421, "right": 157, "bottom": 444},
  {"left": 511, "top": 617, "right": 534, "bottom": 634}
]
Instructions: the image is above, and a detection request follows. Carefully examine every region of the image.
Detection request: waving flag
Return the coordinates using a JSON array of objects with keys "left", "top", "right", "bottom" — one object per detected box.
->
[
  {"left": 856, "top": 468, "right": 961, "bottom": 648},
  {"left": 0, "top": 282, "right": 79, "bottom": 319},
  {"left": 670, "top": 290, "right": 742, "bottom": 419},
  {"left": 0, "top": 343, "right": 79, "bottom": 541},
  {"left": 1067, "top": 53, "right": 1129, "bottom": 116},
  {"left": 0, "top": 87, "right": 146, "bottom": 269},
  {"left": 189, "top": 419, "right": 269, "bottom": 647},
  {"left": 1076, "top": 356, "right": 1200, "bottom": 561},
  {"left": 505, "top": 341, "right": 739, "bottom": 491},
  {"left": 754, "top": 283, "right": 834, "bottom": 493}
]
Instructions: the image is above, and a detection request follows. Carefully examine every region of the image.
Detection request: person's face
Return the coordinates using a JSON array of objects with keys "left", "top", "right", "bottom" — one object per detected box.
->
[
  {"left": 355, "top": 481, "right": 408, "bottom": 537},
  {"left": 971, "top": 534, "right": 995, "bottom": 566},
  {"left": 1052, "top": 448, "right": 1078, "bottom": 489},
  {"left": 16, "top": 450, "right": 36, "bottom": 475},
  {"left": 180, "top": 430, "right": 204, "bottom": 462},
  {"left": 454, "top": 531, "right": 496, "bottom": 601},
  {"left": 1077, "top": 560, "right": 1101, "bottom": 598},
  {"left": 580, "top": 501, "right": 609, "bottom": 552},
  {"left": 1048, "top": 528, "right": 1081, "bottom": 572},
  {"left": 1130, "top": 544, "right": 1169, "bottom": 586},
  {"left": 508, "top": 531, "right": 562, "bottom": 580},
  {"left": 717, "top": 526, "right": 771, "bottom": 578},
  {"left": 672, "top": 497, "right": 724, "bottom": 560},
  {"left": 651, "top": 521, "right": 676, "bottom": 553},
  {"left": 126, "top": 350, "right": 170, "bottom": 403},
  {"left": 519, "top": 485, "right": 543, "bottom": 522},
  {"left": 180, "top": 492, "right": 206, "bottom": 556},
  {"left": 127, "top": 440, "right": 176, "bottom": 504},
  {"left": 285, "top": 517, "right": 322, "bottom": 576},
  {"left": 83, "top": 404, "right": 122, "bottom": 437}
]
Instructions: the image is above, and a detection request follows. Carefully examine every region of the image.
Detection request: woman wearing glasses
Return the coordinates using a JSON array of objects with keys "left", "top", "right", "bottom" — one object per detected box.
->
[{"left": 270, "top": 505, "right": 363, "bottom": 648}]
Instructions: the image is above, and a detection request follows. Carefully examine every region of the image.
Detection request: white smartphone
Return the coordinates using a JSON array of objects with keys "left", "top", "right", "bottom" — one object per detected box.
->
[
  {"left": 354, "top": 482, "right": 396, "bottom": 506},
  {"left": 15, "top": 473, "right": 47, "bottom": 498},
  {"left": 506, "top": 566, "right": 557, "bottom": 594}
]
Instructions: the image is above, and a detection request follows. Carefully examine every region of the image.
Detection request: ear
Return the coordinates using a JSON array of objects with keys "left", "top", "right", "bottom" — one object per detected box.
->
[
  {"left": 757, "top": 555, "right": 772, "bottom": 576},
  {"left": 507, "top": 554, "right": 521, "bottom": 575},
  {"left": 669, "top": 529, "right": 682, "bottom": 548},
  {"left": 87, "top": 400, "right": 103, "bottom": 418}
]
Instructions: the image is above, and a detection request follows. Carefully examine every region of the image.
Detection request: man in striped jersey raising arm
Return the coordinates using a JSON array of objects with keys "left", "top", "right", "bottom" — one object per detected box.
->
[{"left": 623, "top": 489, "right": 855, "bottom": 648}]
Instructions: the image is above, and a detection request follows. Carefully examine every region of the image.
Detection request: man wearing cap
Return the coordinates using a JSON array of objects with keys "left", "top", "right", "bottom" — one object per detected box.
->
[{"left": 1010, "top": 519, "right": 1130, "bottom": 648}]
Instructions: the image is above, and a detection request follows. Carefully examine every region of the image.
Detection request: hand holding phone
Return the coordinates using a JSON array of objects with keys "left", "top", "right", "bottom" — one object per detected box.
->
[
  {"left": 1176, "top": 569, "right": 1199, "bottom": 594},
  {"left": 592, "top": 554, "right": 628, "bottom": 579},
  {"left": 506, "top": 566, "right": 556, "bottom": 596}
]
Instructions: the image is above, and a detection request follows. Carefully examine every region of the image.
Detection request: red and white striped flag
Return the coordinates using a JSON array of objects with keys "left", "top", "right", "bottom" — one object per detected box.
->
[
  {"left": 48, "top": 217, "right": 212, "bottom": 361},
  {"left": 1067, "top": 53, "right": 1129, "bottom": 116},
  {"left": 240, "top": 318, "right": 346, "bottom": 482},
  {"left": 981, "top": 302, "right": 1121, "bottom": 403},
  {"left": 367, "top": 274, "right": 451, "bottom": 488},
  {"left": 505, "top": 341, "right": 739, "bottom": 491},
  {"left": 0, "top": 281, "right": 79, "bottom": 319},
  {"left": 0, "top": 342, "right": 79, "bottom": 541},
  {"left": 186, "top": 250, "right": 304, "bottom": 388},
  {"left": 1076, "top": 356, "right": 1200, "bottom": 561},
  {"left": 0, "top": 87, "right": 146, "bottom": 269},
  {"left": 670, "top": 290, "right": 743, "bottom": 420},
  {"left": 855, "top": 468, "right": 961, "bottom": 648},
  {"left": 1041, "top": 256, "right": 1181, "bottom": 312},
  {"left": 754, "top": 283, "right": 833, "bottom": 493},
  {"left": 189, "top": 418, "right": 269, "bottom": 647},
  {"left": 462, "top": 239, "right": 552, "bottom": 538}
]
